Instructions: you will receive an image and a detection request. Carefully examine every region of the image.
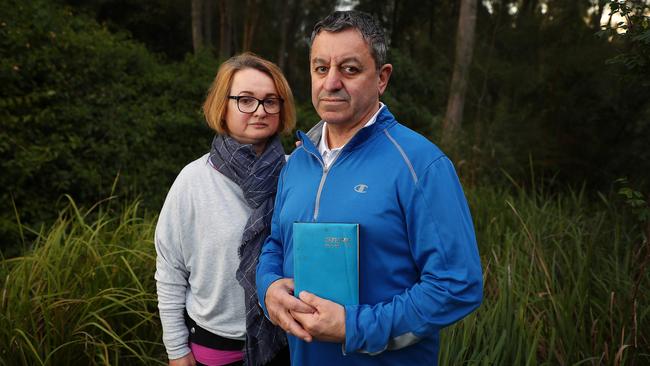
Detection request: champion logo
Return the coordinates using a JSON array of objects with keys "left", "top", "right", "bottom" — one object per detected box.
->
[{"left": 354, "top": 184, "right": 369, "bottom": 193}]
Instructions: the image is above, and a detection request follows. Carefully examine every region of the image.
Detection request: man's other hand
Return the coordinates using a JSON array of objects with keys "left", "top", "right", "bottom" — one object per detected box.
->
[
  {"left": 266, "top": 278, "right": 316, "bottom": 342},
  {"left": 291, "top": 291, "right": 346, "bottom": 343}
]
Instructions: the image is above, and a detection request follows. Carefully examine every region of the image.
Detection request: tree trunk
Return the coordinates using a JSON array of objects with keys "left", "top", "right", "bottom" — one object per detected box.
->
[
  {"left": 219, "top": 0, "right": 233, "bottom": 59},
  {"left": 242, "top": 0, "right": 261, "bottom": 52},
  {"left": 428, "top": 0, "right": 436, "bottom": 42},
  {"left": 191, "top": 0, "right": 204, "bottom": 53},
  {"left": 283, "top": 1, "right": 303, "bottom": 83},
  {"left": 441, "top": 0, "right": 477, "bottom": 150},
  {"left": 390, "top": 0, "right": 399, "bottom": 48},
  {"left": 277, "top": 0, "right": 295, "bottom": 71},
  {"left": 522, "top": 0, "right": 539, "bottom": 16},
  {"left": 203, "top": 0, "right": 214, "bottom": 48},
  {"left": 591, "top": 0, "right": 607, "bottom": 30},
  {"left": 516, "top": 0, "right": 538, "bottom": 29}
]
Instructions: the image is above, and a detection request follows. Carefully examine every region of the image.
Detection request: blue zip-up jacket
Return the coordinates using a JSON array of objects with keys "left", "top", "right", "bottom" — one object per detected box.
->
[{"left": 256, "top": 106, "right": 483, "bottom": 365}]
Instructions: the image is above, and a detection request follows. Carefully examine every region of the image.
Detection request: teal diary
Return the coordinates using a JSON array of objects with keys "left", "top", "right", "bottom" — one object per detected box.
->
[{"left": 293, "top": 222, "right": 359, "bottom": 305}]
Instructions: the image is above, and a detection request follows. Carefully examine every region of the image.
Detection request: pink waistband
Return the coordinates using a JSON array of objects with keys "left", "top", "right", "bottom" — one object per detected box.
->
[{"left": 190, "top": 342, "right": 244, "bottom": 366}]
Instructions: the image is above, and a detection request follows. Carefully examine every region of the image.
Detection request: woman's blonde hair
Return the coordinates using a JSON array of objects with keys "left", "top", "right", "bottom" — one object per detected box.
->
[{"left": 203, "top": 52, "right": 296, "bottom": 135}]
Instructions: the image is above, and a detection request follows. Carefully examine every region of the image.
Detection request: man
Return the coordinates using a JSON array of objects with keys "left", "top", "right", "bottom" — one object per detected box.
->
[{"left": 256, "top": 10, "right": 483, "bottom": 366}]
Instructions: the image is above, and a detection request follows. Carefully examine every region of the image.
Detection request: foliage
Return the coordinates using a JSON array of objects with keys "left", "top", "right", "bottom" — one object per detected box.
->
[
  {"left": 440, "top": 183, "right": 650, "bottom": 365},
  {"left": 383, "top": 49, "right": 442, "bottom": 140},
  {"left": 617, "top": 177, "right": 650, "bottom": 224},
  {"left": 0, "top": 198, "right": 164, "bottom": 365},
  {"left": 455, "top": 1, "right": 648, "bottom": 190},
  {"left": 24, "top": 0, "right": 649, "bottom": 192},
  {"left": 3, "top": 0, "right": 650, "bottom": 249},
  {"left": 599, "top": 0, "right": 650, "bottom": 74},
  {"left": 0, "top": 0, "right": 217, "bottom": 254},
  {"left": 329, "top": 0, "right": 650, "bottom": 192},
  {"left": 57, "top": 0, "right": 336, "bottom": 101},
  {"left": 596, "top": 1, "right": 650, "bottom": 189},
  {"left": 59, "top": 0, "right": 193, "bottom": 60},
  {"left": 2, "top": 1, "right": 648, "bottom": 362},
  {"left": 2, "top": 184, "right": 649, "bottom": 364}
]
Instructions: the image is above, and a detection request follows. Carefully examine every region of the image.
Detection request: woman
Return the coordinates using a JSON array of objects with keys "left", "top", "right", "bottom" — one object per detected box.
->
[{"left": 155, "top": 53, "right": 295, "bottom": 366}]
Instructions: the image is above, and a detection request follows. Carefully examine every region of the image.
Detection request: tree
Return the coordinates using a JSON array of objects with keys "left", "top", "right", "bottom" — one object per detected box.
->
[
  {"left": 441, "top": 0, "right": 478, "bottom": 151},
  {"left": 191, "top": 0, "right": 204, "bottom": 52},
  {"left": 0, "top": 0, "right": 214, "bottom": 255},
  {"left": 219, "top": 0, "right": 234, "bottom": 59},
  {"left": 242, "top": 0, "right": 261, "bottom": 51},
  {"left": 277, "top": 0, "right": 301, "bottom": 71},
  {"left": 203, "top": 0, "right": 215, "bottom": 48}
]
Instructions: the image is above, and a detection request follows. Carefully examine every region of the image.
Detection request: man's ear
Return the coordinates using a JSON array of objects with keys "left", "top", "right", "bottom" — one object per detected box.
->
[{"left": 377, "top": 63, "right": 393, "bottom": 96}]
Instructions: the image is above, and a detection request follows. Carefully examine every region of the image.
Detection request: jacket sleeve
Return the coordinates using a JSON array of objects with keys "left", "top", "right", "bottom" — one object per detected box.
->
[
  {"left": 344, "top": 156, "right": 483, "bottom": 354},
  {"left": 154, "top": 176, "right": 192, "bottom": 360},
  {"left": 256, "top": 167, "right": 287, "bottom": 317}
]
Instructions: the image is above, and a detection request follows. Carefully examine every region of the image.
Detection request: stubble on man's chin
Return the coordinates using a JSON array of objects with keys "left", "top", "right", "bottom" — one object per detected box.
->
[{"left": 317, "top": 111, "right": 350, "bottom": 126}]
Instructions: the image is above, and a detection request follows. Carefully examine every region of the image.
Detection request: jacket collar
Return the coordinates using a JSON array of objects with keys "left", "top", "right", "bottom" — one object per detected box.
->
[{"left": 297, "top": 105, "right": 397, "bottom": 156}]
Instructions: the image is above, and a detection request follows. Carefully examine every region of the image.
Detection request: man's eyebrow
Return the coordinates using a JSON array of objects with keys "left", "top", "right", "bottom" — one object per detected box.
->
[
  {"left": 311, "top": 56, "right": 363, "bottom": 65},
  {"left": 311, "top": 57, "right": 328, "bottom": 65},
  {"left": 339, "top": 57, "right": 362, "bottom": 65}
]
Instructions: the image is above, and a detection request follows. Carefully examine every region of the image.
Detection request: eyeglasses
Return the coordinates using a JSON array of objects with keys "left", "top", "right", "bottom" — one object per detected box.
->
[{"left": 228, "top": 96, "right": 283, "bottom": 114}]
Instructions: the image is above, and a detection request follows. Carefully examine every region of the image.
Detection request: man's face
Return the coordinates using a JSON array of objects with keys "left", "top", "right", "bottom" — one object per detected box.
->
[{"left": 310, "top": 29, "right": 391, "bottom": 127}]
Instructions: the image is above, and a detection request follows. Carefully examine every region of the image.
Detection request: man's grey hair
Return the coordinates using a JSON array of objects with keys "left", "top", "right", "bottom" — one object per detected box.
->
[{"left": 310, "top": 10, "right": 387, "bottom": 70}]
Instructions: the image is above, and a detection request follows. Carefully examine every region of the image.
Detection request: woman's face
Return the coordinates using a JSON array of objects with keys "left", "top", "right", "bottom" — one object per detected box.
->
[{"left": 225, "top": 68, "right": 281, "bottom": 153}]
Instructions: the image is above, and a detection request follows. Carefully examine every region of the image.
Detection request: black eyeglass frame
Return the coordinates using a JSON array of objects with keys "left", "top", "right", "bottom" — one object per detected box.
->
[{"left": 227, "top": 95, "right": 284, "bottom": 115}]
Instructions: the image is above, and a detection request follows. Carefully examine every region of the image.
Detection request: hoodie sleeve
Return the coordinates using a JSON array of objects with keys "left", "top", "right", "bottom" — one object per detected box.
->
[
  {"left": 256, "top": 166, "right": 288, "bottom": 317},
  {"left": 344, "top": 156, "right": 483, "bottom": 354},
  {"left": 154, "top": 174, "right": 192, "bottom": 360}
]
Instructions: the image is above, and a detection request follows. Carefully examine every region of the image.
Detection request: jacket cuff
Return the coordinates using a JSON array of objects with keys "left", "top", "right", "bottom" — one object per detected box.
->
[
  {"left": 257, "top": 274, "right": 283, "bottom": 318},
  {"left": 343, "top": 304, "right": 362, "bottom": 354}
]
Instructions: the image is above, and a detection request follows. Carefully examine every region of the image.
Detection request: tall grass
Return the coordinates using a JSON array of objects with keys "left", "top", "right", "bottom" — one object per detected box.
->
[
  {"left": 1, "top": 185, "right": 648, "bottom": 365},
  {"left": 0, "top": 197, "right": 164, "bottom": 365},
  {"left": 440, "top": 185, "right": 650, "bottom": 365}
]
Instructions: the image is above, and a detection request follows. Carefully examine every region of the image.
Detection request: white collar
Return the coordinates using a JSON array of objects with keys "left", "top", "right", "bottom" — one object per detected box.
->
[{"left": 318, "top": 102, "right": 385, "bottom": 155}]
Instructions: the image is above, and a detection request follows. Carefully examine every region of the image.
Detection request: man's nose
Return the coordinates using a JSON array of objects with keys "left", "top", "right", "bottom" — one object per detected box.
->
[{"left": 323, "top": 69, "right": 343, "bottom": 91}]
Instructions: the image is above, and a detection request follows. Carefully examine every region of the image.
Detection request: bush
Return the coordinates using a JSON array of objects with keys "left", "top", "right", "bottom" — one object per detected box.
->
[
  {"left": 0, "top": 0, "right": 217, "bottom": 254},
  {"left": 0, "top": 198, "right": 164, "bottom": 365},
  {"left": 440, "top": 184, "right": 650, "bottom": 365},
  {"left": 1, "top": 185, "right": 647, "bottom": 364}
]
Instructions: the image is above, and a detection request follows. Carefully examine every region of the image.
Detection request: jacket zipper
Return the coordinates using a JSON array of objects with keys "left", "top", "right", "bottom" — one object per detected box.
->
[{"left": 304, "top": 148, "right": 341, "bottom": 221}]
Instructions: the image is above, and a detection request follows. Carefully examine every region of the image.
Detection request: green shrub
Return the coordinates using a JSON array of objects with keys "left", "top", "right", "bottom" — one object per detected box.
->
[
  {"left": 440, "top": 184, "right": 650, "bottom": 365},
  {"left": 0, "top": 0, "right": 216, "bottom": 254},
  {"left": 2, "top": 184, "right": 648, "bottom": 364},
  {"left": 0, "top": 197, "right": 164, "bottom": 365}
]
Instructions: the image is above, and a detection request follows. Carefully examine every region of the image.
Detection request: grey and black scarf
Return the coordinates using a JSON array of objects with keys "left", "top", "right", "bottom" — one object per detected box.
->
[{"left": 209, "top": 134, "right": 287, "bottom": 366}]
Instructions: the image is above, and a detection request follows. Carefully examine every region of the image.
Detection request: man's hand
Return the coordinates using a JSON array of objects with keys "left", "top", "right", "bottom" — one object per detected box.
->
[
  {"left": 169, "top": 352, "right": 196, "bottom": 366},
  {"left": 291, "top": 291, "right": 346, "bottom": 343},
  {"left": 265, "top": 278, "right": 316, "bottom": 342}
]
